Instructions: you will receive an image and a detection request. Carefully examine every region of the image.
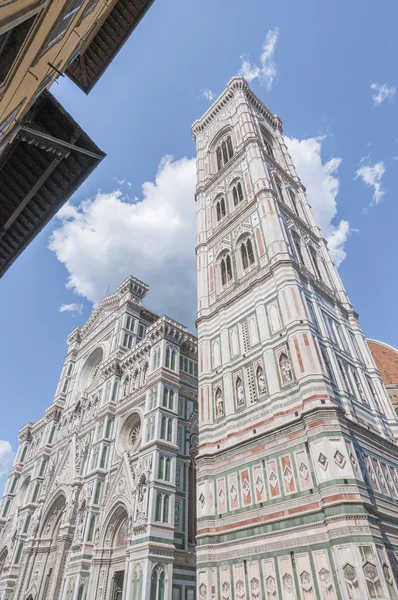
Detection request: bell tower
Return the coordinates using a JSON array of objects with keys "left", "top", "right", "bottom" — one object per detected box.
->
[{"left": 192, "top": 77, "right": 398, "bottom": 600}]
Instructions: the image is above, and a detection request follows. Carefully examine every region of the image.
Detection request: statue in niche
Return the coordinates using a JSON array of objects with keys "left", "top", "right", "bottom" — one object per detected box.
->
[
  {"left": 279, "top": 353, "right": 293, "bottom": 383},
  {"left": 256, "top": 366, "right": 267, "bottom": 394},
  {"left": 236, "top": 377, "right": 244, "bottom": 406},
  {"left": 74, "top": 500, "right": 86, "bottom": 541},
  {"left": 135, "top": 475, "right": 148, "bottom": 524},
  {"left": 122, "top": 375, "right": 130, "bottom": 398},
  {"left": 215, "top": 388, "right": 224, "bottom": 417},
  {"left": 28, "top": 505, "right": 42, "bottom": 537}
]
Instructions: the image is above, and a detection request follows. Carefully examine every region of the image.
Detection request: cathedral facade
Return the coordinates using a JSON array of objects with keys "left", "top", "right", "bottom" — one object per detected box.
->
[
  {"left": 0, "top": 277, "right": 198, "bottom": 600},
  {"left": 193, "top": 77, "right": 398, "bottom": 600}
]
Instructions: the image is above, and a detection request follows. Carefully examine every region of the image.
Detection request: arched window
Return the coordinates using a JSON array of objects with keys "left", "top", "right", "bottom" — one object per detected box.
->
[
  {"left": 308, "top": 246, "right": 323, "bottom": 281},
  {"left": 149, "top": 388, "right": 157, "bottom": 410},
  {"left": 274, "top": 176, "right": 283, "bottom": 200},
  {"left": 14, "top": 542, "right": 23, "bottom": 564},
  {"left": 165, "top": 457, "right": 171, "bottom": 481},
  {"left": 131, "top": 568, "right": 143, "bottom": 600},
  {"left": 288, "top": 188, "right": 299, "bottom": 215},
  {"left": 170, "top": 350, "right": 176, "bottom": 371},
  {"left": 151, "top": 566, "right": 166, "bottom": 600},
  {"left": 155, "top": 493, "right": 162, "bottom": 521},
  {"left": 161, "top": 416, "right": 167, "bottom": 440},
  {"left": 153, "top": 347, "right": 161, "bottom": 370},
  {"left": 158, "top": 455, "right": 164, "bottom": 479},
  {"left": 220, "top": 254, "right": 233, "bottom": 287},
  {"left": 353, "top": 371, "right": 367, "bottom": 403},
  {"left": 338, "top": 360, "right": 352, "bottom": 394},
  {"left": 165, "top": 346, "right": 176, "bottom": 370},
  {"left": 216, "top": 197, "right": 226, "bottom": 222},
  {"left": 291, "top": 231, "right": 304, "bottom": 265},
  {"left": 163, "top": 495, "right": 169, "bottom": 521},
  {"left": 23, "top": 513, "right": 31, "bottom": 534},
  {"left": 163, "top": 387, "right": 168, "bottom": 408},
  {"left": 32, "top": 482, "right": 40, "bottom": 502},
  {"left": 168, "top": 389, "right": 174, "bottom": 410},
  {"left": 216, "top": 136, "right": 234, "bottom": 171},
  {"left": 216, "top": 147, "right": 222, "bottom": 170},
  {"left": 232, "top": 181, "right": 244, "bottom": 207},
  {"left": 261, "top": 130, "right": 274, "bottom": 158},
  {"left": 240, "top": 238, "right": 255, "bottom": 271},
  {"left": 87, "top": 514, "right": 96, "bottom": 541},
  {"left": 20, "top": 446, "right": 27, "bottom": 463},
  {"left": 166, "top": 419, "right": 172, "bottom": 442}
]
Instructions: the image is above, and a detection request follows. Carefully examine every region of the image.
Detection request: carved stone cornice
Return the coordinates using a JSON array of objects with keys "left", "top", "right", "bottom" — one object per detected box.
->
[
  {"left": 100, "top": 357, "right": 122, "bottom": 379},
  {"left": 18, "top": 423, "right": 33, "bottom": 442},
  {"left": 192, "top": 76, "right": 281, "bottom": 139},
  {"left": 146, "top": 316, "right": 196, "bottom": 349},
  {"left": 117, "top": 276, "right": 149, "bottom": 301}
]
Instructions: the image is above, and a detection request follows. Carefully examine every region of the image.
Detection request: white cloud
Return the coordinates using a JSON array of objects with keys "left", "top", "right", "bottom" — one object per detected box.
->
[
  {"left": 284, "top": 135, "right": 350, "bottom": 266},
  {"left": 370, "top": 83, "right": 396, "bottom": 106},
  {"left": 0, "top": 441, "right": 14, "bottom": 479},
  {"left": 202, "top": 89, "right": 215, "bottom": 102},
  {"left": 49, "top": 156, "right": 197, "bottom": 330},
  {"left": 113, "top": 177, "right": 132, "bottom": 188},
  {"left": 59, "top": 303, "right": 83, "bottom": 313},
  {"left": 355, "top": 161, "right": 386, "bottom": 207},
  {"left": 239, "top": 28, "right": 279, "bottom": 89}
]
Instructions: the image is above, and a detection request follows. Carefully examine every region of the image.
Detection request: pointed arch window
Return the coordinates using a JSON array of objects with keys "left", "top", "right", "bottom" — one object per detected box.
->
[
  {"left": 165, "top": 346, "right": 177, "bottom": 370},
  {"left": 14, "top": 542, "right": 23, "bottom": 565},
  {"left": 308, "top": 245, "right": 323, "bottom": 281},
  {"left": 158, "top": 456, "right": 171, "bottom": 481},
  {"left": 216, "top": 147, "right": 222, "bottom": 170},
  {"left": 240, "top": 238, "right": 255, "bottom": 271},
  {"left": 338, "top": 359, "right": 353, "bottom": 395},
  {"left": 216, "top": 136, "right": 234, "bottom": 171},
  {"left": 216, "top": 197, "right": 226, "bottom": 222},
  {"left": 291, "top": 231, "right": 305, "bottom": 265},
  {"left": 166, "top": 418, "right": 172, "bottom": 442},
  {"left": 151, "top": 567, "right": 165, "bottom": 600},
  {"left": 261, "top": 130, "right": 274, "bottom": 158},
  {"left": 153, "top": 347, "right": 161, "bottom": 370},
  {"left": 220, "top": 254, "right": 233, "bottom": 287},
  {"left": 161, "top": 416, "right": 167, "bottom": 440},
  {"left": 288, "top": 188, "right": 299, "bottom": 215},
  {"left": 155, "top": 495, "right": 170, "bottom": 524},
  {"left": 87, "top": 514, "right": 95, "bottom": 541},
  {"left": 163, "top": 387, "right": 168, "bottom": 408},
  {"left": 232, "top": 181, "right": 244, "bottom": 207},
  {"left": 274, "top": 176, "right": 283, "bottom": 201}
]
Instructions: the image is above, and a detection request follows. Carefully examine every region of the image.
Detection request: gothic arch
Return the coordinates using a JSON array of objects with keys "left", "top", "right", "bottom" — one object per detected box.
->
[
  {"left": 79, "top": 346, "right": 105, "bottom": 391},
  {"left": 209, "top": 125, "right": 232, "bottom": 153},
  {"left": 16, "top": 475, "right": 31, "bottom": 507},
  {"left": 39, "top": 493, "right": 66, "bottom": 538},
  {"left": 99, "top": 502, "right": 129, "bottom": 549}
]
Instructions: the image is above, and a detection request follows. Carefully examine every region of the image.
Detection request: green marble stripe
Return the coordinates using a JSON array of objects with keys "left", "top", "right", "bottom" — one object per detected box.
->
[{"left": 197, "top": 503, "right": 370, "bottom": 545}]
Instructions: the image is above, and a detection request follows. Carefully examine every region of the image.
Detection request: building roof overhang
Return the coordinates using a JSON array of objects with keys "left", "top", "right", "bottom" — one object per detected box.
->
[
  {"left": 65, "top": 0, "right": 154, "bottom": 94},
  {"left": 0, "top": 90, "right": 105, "bottom": 278}
]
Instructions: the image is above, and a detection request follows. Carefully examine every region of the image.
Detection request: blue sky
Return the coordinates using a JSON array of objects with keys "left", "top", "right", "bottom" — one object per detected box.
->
[{"left": 0, "top": 0, "right": 397, "bottom": 484}]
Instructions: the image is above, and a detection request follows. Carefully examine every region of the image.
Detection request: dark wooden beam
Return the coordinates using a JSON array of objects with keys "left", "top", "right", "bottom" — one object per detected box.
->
[{"left": 0, "top": 157, "right": 61, "bottom": 240}]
